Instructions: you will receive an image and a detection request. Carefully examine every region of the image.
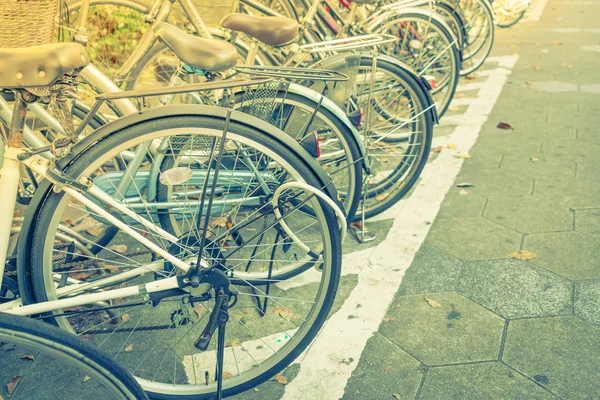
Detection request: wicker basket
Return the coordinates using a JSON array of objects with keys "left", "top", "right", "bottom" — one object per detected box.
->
[{"left": 0, "top": 0, "right": 60, "bottom": 48}]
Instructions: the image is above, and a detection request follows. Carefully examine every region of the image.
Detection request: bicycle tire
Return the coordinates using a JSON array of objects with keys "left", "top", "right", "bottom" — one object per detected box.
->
[
  {"left": 24, "top": 111, "right": 342, "bottom": 398},
  {"left": 0, "top": 312, "right": 147, "bottom": 399},
  {"left": 369, "top": 10, "right": 461, "bottom": 118},
  {"left": 459, "top": 0, "right": 495, "bottom": 75}
]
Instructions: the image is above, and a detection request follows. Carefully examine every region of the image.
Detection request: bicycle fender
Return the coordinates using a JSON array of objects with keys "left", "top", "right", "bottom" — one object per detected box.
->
[
  {"left": 286, "top": 82, "right": 370, "bottom": 172},
  {"left": 317, "top": 52, "right": 438, "bottom": 124}
]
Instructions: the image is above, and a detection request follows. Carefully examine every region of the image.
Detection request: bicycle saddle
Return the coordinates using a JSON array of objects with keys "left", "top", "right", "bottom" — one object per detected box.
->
[
  {"left": 221, "top": 14, "right": 299, "bottom": 47},
  {"left": 153, "top": 23, "right": 238, "bottom": 72},
  {"left": 0, "top": 43, "right": 89, "bottom": 88}
]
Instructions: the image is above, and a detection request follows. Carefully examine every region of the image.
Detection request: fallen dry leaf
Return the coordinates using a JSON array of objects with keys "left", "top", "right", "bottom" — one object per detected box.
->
[
  {"left": 459, "top": 189, "right": 469, "bottom": 196},
  {"left": 509, "top": 250, "right": 536, "bottom": 261},
  {"left": 124, "top": 344, "right": 134, "bottom": 352},
  {"left": 375, "top": 192, "right": 390, "bottom": 201},
  {"left": 7, "top": 376, "right": 21, "bottom": 396},
  {"left": 83, "top": 375, "right": 91, "bottom": 382},
  {"left": 447, "top": 143, "right": 457, "bottom": 149},
  {"left": 69, "top": 271, "right": 94, "bottom": 281},
  {"left": 454, "top": 93, "right": 465, "bottom": 99},
  {"left": 532, "top": 66, "right": 540, "bottom": 70},
  {"left": 456, "top": 183, "right": 474, "bottom": 188},
  {"left": 530, "top": 157, "right": 539, "bottom": 163},
  {"left": 104, "top": 265, "right": 121, "bottom": 273},
  {"left": 456, "top": 154, "right": 471, "bottom": 159},
  {"left": 382, "top": 316, "right": 396, "bottom": 322},
  {"left": 447, "top": 106, "right": 459, "bottom": 112},
  {"left": 391, "top": 393, "right": 401, "bottom": 399},
  {"left": 497, "top": 122, "right": 514, "bottom": 130},
  {"left": 19, "top": 354, "right": 34, "bottom": 361},
  {"left": 424, "top": 298, "right": 441, "bottom": 308},
  {"left": 193, "top": 304, "right": 207, "bottom": 319},
  {"left": 121, "top": 313, "right": 131, "bottom": 323},
  {"left": 108, "top": 244, "right": 127, "bottom": 254},
  {"left": 432, "top": 146, "right": 443, "bottom": 153},
  {"left": 525, "top": 81, "right": 533, "bottom": 86},
  {"left": 356, "top": 390, "right": 361, "bottom": 394},
  {"left": 273, "top": 308, "right": 295, "bottom": 321},
  {"left": 222, "top": 371, "right": 234, "bottom": 379},
  {"left": 465, "top": 74, "right": 478, "bottom": 80},
  {"left": 231, "top": 339, "right": 240, "bottom": 347},
  {"left": 273, "top": 374, "right": 288, "bottom": 385}
]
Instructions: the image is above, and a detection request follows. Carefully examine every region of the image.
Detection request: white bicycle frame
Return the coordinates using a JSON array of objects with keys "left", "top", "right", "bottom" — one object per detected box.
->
[{"left": 0, "top": 142, "right": 187, "bottom": 316}]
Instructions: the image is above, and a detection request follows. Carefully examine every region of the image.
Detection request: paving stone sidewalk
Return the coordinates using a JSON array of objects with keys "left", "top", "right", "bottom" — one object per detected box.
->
[{"left": 341, "top": 0, "right": 600, "bottom": 398}]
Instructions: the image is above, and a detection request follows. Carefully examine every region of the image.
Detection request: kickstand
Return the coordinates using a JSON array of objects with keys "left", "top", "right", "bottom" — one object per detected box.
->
[
  {"left": 215, "top": 320, "right": 226, "bottom": 400},
  {"left": 352, "top": 180, "right": 376, "bottom": 243}
]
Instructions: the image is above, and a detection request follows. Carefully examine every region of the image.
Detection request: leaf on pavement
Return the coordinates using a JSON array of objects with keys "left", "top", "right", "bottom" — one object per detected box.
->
[
  {"left": 273, "top": 308, "right": 295, "bottom": 321},
  {"left": 124, "top": 344, "right": 133, "bottom": 353},
  {"left": 530, "top": 157, "right": 538, "bottom": 163},
  {"left": 532, "top": 66, "right": 540, "bottom": 70},
  {"left": 83, "top": 375, "right": 91, "bottom": 382},
  {"left": 121, "top": 313, "right": 131, "bottom": 323},
  {"left": 496, "top": 122, "right": 514, "bottom": 130},
  {"left": 509, "top": 250, "right": 536, "bottom": 261},
  {"left": 222, "top": 371, "right": 234, "bottom": 379},
  {"left": 7, "top": 376, "right": 21, "bottom": 396},
  {"left": 104, "top": 265, "right": 121, "bottom": 273},
  {"left": 193, "top": 304, "right": 207, "bottom": 319},
  {"left": 391, "top": 393, "right": 401, "bottom": 399},
  {"left": 465, "top": 73, "right": 478, "bottom": 80},
  {"left": 525, "top": 81, "right": 533, "bottom": 86},
  {"left": 456, "top": 182, "right": 474, "bottom": 188},
  {"left": 432, "top": 146, "right": 443, "bottom": 153},
  {"left": 273, "top": 374, "right": 288, "bottom": 385},
  {"left": 382, "top": 316, "right": 396, "bottom": 322},
  {"left": 455, "top": 154, "right": 471, "bottom": 159},
  {"left": 108, "top": 244, "right": 128, "bottom": 253},
  {"left": 447, "top": 106, "right": 459, "bottom": 112},
  {"left": 459, "top": 189, "right": 469, "bottom": 196},
  {"left": 447, "top": 143, "right": 457, "bottom": 149},
  {"left": 19, "top": 354, "right": 34, "bottom": 361},
  {"left": 424, "top": 298, "right": 441, "bottom": 308},
  {"left": 375, "top": 192, "right": 390, "bottom": 201}
]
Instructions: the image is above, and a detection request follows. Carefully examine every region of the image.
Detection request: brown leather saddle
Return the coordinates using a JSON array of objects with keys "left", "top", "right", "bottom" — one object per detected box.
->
[
  {"left": 0, "top": 43, "right": 89, "bottom": 88},
  {"left": 221, "top": 14, "right": 299, "bottom": 47},
  {"left": 152, "top": 23, "right": 238, "bottom": 72}
]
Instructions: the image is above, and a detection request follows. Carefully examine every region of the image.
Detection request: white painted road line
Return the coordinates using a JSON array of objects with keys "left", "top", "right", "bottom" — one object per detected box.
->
[{"left": 281, "top": 55, "right": 519, "bottom": 400}]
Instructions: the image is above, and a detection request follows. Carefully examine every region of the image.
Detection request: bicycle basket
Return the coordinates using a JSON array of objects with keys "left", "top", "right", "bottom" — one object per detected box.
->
[
  {"left": 238, "top": 80, "right": 289, "bottom": 124},
  {"left": 0, "top": 0, "right": 60, "bottom": 48}
]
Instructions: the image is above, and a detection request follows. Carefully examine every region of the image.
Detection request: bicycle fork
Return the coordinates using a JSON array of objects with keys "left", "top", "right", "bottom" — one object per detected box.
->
[{"left": 0, "top": 92, "right": 27, "bottom": 288}]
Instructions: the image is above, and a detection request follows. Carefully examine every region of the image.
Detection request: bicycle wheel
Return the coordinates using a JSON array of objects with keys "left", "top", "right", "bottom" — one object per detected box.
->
[
  {"left": 459, "top": 0, "right": 495, "bottom": 75},
  {"left": 371, "top": 11, "right": 460, "bottom": 117},
  {"left": 156, "top": 89, "right": 363, "bottom": 227},
  {"left": 325, "top": 55, "right": 434, "bottom": 220},
  {"left": 24, "top": 111, "right": 342, "bottom": 398},
  {"left": 492, "top": 0, "right": 529, "bottom": 28},
  {"left": 0, "top": 312, "right": 147, "bottom": 399}
]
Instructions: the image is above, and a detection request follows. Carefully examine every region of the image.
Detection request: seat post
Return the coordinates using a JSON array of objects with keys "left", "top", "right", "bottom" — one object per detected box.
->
[{"left": 7, "top": 91, "right": 28, "bottom": 149}]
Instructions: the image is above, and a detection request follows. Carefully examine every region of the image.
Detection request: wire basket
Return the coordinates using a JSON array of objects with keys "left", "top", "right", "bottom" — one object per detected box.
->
[
  {"left": 238, "top": 80, "right": 288, "bottom": 124},
  {"left": 0, "top": 0, "right": 60, "bottom": 48}
]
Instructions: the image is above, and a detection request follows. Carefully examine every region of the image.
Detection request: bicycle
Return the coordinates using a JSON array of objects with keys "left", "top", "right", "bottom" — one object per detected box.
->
[
  {"left": 0, "top": 312, "right": 148, "bottom": 399},
  {"left": 1, "top": 5, "right": 347, "bottom": 397}
]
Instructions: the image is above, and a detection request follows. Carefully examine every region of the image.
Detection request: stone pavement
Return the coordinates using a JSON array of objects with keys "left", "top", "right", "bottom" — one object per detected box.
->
[
  {"left": 340, "top": 1, "right": 600, "bottom": 398},
  {"left": 232, "top": 0, "right": 600, "bottom": 398}
]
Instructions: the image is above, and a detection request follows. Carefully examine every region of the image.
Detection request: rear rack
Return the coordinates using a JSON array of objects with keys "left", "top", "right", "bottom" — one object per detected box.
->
[{"left": 234, "top": 65, "right": 349, "bottom": 82}]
